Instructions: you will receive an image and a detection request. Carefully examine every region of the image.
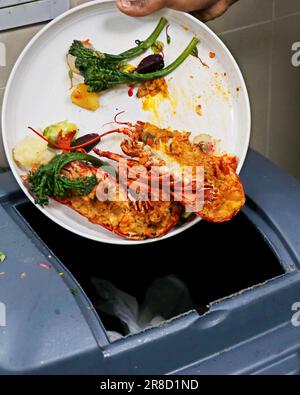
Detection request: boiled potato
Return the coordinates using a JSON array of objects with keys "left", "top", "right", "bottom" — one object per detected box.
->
[
  {"left": 71, "top": 83, "right": 100, "bottom": 111},
  {"left": 13, "top": 137, "right": 55, "bottom": 169}
]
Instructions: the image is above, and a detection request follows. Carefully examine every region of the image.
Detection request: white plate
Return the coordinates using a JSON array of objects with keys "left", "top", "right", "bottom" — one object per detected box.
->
[{"left": 2, "top": 0, "right": 251, "bottom": 245}]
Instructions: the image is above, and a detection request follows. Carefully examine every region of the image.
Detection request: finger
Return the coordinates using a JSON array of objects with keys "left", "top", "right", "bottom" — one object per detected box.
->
[
  {"left": 167, "top": 0, "right": 219, "bottom": 13},
  {"left": 196, "top": 0, "right": 238, "bottom": 22},
  {"left": 116, "top": 0, "right": 167, "bottom": 17}
]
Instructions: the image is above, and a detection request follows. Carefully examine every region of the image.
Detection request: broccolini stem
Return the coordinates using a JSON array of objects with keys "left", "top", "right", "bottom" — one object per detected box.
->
[
  {"left": 29, "top": 153, "right": 103, "bottom": 205},
  {"left": 117, "top": 17, "right": 168, "bottom": 60},
  {"left": 69, "top": 18, "right": 168, "bottom": 68},
  {"left": 52, "top": 152, "right": 103, "bottom": 174},
  {"left": 126, "top": 37, "right": 200, "bottom": 81}
]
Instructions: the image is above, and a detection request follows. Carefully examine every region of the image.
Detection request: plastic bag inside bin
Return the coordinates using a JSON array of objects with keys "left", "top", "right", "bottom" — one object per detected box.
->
[{"left": 91, "top": 275, "right": 199, "bottom": 341}]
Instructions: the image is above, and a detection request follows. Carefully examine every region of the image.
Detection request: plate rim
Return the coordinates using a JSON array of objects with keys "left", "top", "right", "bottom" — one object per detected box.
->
[{"left": 1, "top": 0, "right": 251, "bottom": 245}]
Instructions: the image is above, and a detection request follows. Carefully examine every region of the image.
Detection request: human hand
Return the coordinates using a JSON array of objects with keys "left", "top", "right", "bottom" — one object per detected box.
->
[{"left": 116, "top": 0, "right": 238, "bottom": 21}]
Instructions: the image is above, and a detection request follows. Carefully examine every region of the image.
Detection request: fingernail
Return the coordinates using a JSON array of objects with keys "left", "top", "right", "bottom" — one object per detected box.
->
[{"left": 121, "top": 0, "right": 132, "bottom": 7}]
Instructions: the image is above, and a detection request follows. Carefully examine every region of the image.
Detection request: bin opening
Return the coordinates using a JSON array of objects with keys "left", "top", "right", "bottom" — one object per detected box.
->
[{"left": 16, "top": 202, "right": 284, "bottom": 337}]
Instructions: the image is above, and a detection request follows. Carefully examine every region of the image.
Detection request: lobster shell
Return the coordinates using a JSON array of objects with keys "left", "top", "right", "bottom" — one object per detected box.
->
[{"left": 57, "top": 162, "right": 182, "bottom": 240}]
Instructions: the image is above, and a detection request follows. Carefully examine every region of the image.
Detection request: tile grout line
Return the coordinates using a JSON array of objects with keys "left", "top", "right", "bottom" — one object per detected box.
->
[
  {"left": 274, "top": 10, "right": 300, "bottom": 20},
  {"left": 219, "top": 19, "right": 273, "bottom": 36},
  {"left": 219, "top": 9, "right": 300, "bottom": 36}
]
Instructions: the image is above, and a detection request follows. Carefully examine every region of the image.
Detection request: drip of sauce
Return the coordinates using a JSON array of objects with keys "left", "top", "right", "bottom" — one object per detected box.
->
[{"left": 128, "top": 85, "right": 135, "bottom": 97}]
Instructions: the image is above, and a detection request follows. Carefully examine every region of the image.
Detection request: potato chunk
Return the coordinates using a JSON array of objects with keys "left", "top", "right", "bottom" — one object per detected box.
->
[
  {"left": 13, "top": 137, "right": 55, "bottom": 169},
  {"left": 71, "top": 83, "right": 100, "bottom": 111}
]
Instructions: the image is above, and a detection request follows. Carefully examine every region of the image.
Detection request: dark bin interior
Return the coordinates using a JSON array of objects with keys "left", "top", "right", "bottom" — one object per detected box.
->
[{"left": 16, "top": 201, "right": 284, "bottom": 337}]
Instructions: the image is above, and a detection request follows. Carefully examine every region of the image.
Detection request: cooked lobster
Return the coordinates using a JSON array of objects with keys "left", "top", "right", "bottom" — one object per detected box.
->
[
  {"left": 26, "top": 120, "right": 245, "bottom": 240},
  {"left": 55, "top": 160, "right": 182, "bottom": 240},
  {"left": 94, "top": 121, "right": 246, "bottom": 223}
]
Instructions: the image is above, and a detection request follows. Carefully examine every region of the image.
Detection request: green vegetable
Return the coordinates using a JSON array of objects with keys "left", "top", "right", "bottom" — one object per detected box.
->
[
  {"left": 28, "top": 152, "right": 103, "bottom": 206},
  {"left": 182, "top": 211, "right": 194, "bottom": 219},
  {"left": 69, "top": 17, "right": 168, "bottom": 68},
  {"left": 191, "top": 46, "right": 199, "bottom": 58},
  {"left": 179, "top": 211, "right": 196, "bottom": 225},
  {"left": 68, "top": 69, "right": 74, "bottom": 89},
  {"left": 43, "top": 121, "right": 78, "bottom": 144},
  {"left": 77, "top": 37, "right": 200, "bottom": 93},
  {"left": 0, "top": 252, "right": 6, "bottom": 263},
  {"left": 68, "top": 16, "right": 199, "bottom": 93},
  {"left": 166, "top": 24, "right": 171, "bottom": 45},
  {"left": 71, "top": 287, "right": 78, "bottom": 296},
  {"left": 151, "top": 40, "right": 164, "bottom": 54},
  {"left": 191, "top": 45, "right": 209, "bottom": 68}
]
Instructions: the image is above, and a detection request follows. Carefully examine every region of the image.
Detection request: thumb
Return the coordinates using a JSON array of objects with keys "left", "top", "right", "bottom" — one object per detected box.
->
[{"left": 116, "top": 0, "right": 167, "bottom": 17}]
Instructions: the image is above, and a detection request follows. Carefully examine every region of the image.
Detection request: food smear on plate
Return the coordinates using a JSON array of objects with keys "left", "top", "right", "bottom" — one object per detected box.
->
[
  {"left": 211, "top": 72, "right": 232, "bottom": 103},
  {"left": 136, "top": 77, "right": 179, "bottom": 124},
  {"left": 16, "top": 117, "right": 246, "bottom": 240},
  {"left": 139, "top": 87, "right": 177, "bottom": 124}
]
